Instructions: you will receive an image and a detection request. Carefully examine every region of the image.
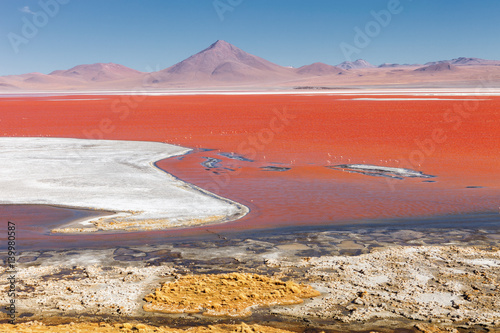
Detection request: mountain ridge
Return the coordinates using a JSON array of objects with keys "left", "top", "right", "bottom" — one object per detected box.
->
[
  {"left": 337, "top": 59, "right": 375, "bottom": 70},
  {"left": 154, "top": 40, "right": 295, "bottom": 84},
  {"left": 425, "top": 57, "right": 500, "bottom": 66},
  {"left": 1, "top": 40, "right": 499, "bottom": 90},
  {"left": 49, "top": 63, "right": 143, "bottom": 82}
]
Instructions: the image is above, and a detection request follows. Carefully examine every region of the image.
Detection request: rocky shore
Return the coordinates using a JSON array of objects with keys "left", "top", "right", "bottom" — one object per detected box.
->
[{"left": 1, "top": 226, "right": 499, "bottom": 332}]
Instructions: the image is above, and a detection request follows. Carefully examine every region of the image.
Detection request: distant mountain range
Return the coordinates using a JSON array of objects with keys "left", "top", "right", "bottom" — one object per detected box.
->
[
  {"left": 337, "top": 59, "right": 375, "bottom": 70},
  {"left": 415, "top": 63, "right": 458, "bottom": 72},
  {"left": 1, "top": 40, "right": 499, "bottom": 90},
  {"left": 49, "top": 63, "right": 143, "bottom": 82},
  {"left": 424, "top": 57, "right": 500, "bottom": 66}
]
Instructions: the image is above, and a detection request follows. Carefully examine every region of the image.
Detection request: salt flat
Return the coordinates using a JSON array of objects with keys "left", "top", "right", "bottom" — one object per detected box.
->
[
  {"left": 2, "top": 87, "right": 500, "bottom": 97},
  {"left": 0, "top": 138, "right": 248, "bottom": 232}
]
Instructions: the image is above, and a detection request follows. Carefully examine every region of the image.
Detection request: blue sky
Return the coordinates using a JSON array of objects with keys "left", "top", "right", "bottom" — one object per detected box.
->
[{"left": 0, "top": 0, "right": 498, "bottom": 76}]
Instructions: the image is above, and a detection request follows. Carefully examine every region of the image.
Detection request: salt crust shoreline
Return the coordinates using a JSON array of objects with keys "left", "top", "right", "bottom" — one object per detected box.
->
[
  {"left": 2, "top": 87, "right": 500, "bottom": 97},
  {"left": 0, "top": 138, "right": 248, "bottom": 232}
]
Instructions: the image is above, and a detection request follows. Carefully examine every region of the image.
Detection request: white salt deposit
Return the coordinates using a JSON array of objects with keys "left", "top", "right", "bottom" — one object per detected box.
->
[{"left": 0, "top": 137, "right": 248, "bottom": 232}]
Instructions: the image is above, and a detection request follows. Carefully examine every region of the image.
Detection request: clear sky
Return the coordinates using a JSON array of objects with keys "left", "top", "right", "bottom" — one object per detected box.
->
[{"left": 0, "top": 0, "right": 498, "bottom": 76}]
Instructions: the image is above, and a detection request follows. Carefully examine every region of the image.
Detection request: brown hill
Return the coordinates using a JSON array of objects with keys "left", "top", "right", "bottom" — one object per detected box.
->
[
  {"left": 415, "top": 63, "right": 458, "bottom": 72},
  {"left": 296, "top": 62, "right": 344, "bottom": 76},
  {"left": 0, "top": 72, "right": 85, "bottom": 89},
  {"left": 0, "top": 82, "right": 18, "bottom": 90},
  {"left": 49, "top": 63, "right": 143, "bottom": 82}
]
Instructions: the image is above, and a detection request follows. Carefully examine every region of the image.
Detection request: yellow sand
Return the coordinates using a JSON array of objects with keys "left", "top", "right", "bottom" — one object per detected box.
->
[
  {"left": 0, "top": 322, "right": 296, "bottom": 333},
  {"left": 143, "top": 272, "right": 321, "bottom": 317}
]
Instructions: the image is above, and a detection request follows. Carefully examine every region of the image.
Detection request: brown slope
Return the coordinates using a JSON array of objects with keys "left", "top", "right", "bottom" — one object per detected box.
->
[
  {"left": 154, "top": 40, "right": 296, "bottom": 84},
  {"left": 296, "top": 62, "right": 344, "bottom": 76},
  {"left": 415, "top": 63, "right": 458, "bottom": 72},
  {"left": 0, "top": 72, "right": 86, "bottom": 90},
  {"left": 0, "top": 82, "right": 18, "bottom": 90}
]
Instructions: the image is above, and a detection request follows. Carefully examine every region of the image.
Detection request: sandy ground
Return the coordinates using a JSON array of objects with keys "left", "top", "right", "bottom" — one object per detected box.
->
[
  {"left": 1, "top": 226, "right": 499, "bottom": 332},
  {"left": 0, "top": 138, "right": 248, "bottom": 232},
  {"left": 0, "top": 322, "right": 297, "bottom": 332}
]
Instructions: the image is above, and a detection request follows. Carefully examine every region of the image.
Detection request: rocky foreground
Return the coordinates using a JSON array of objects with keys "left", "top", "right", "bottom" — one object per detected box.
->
[
  {"left": 1, "top": 227, "right": 499, "bottom": 332},
  {"left": 267, "top": 246, "right": 500, "bottom": 327},
  {"left": 0, "top": 322, "right": 299, "bottom": 332}
]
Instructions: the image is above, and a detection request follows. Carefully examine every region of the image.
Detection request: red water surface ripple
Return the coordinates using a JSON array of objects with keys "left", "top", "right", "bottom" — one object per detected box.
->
[{"left": 0, "top": 94, "right": 499, "bottom": 247}]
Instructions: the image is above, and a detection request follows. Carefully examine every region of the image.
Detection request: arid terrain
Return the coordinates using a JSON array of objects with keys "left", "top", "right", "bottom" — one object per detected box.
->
[
  {"left": 1, "top": 41, "right": 500, "bottom": 91},
  {"left": 0, "top": 90, "right": 499, "bottom": 332},
  {"left": 1, "top": 225, "right": 500, "bottom": 332}
]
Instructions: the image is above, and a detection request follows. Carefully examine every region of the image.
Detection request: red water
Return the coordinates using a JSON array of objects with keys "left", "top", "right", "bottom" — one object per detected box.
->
[{"left": 1, "top": 94, "right": 499, "bottom": 249}]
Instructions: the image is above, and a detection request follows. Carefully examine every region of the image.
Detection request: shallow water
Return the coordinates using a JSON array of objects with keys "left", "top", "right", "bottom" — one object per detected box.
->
[{"left": 0, "top": 94, "right": 498, "bottom": 250}]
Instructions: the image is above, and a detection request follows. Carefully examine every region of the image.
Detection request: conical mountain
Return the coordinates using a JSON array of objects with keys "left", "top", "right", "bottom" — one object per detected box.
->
[
  {"left": 2, "top": 40, "right": 500, "bottom": 90},
  {"left": 157, "top": 40, "right": 295, "bottom": 83}
]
